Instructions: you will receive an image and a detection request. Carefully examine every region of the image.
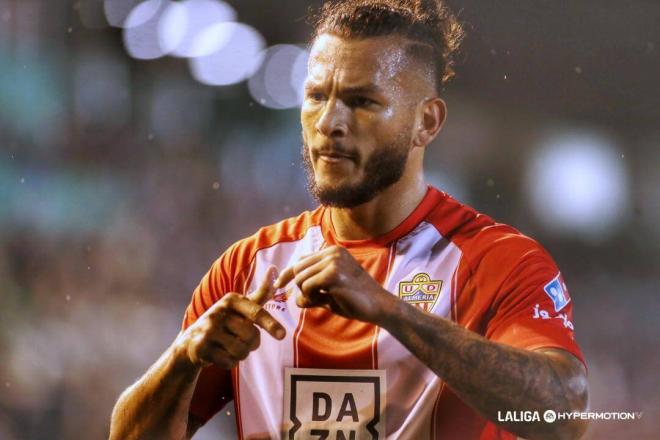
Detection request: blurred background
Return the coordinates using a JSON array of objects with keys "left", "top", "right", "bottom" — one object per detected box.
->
[{"left": 0, "top": 0, "right": 658, "bottom": 439}]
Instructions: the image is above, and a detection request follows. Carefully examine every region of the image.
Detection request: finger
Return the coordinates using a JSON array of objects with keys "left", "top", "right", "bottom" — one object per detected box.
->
[
  {"left": 210, "top": 332, "right": 252, "bottom": 361},
  {"left": 198, "top": 344, "right": 239, "bottom": 369},
  {"left": 293, "top": 257, "right": 328, "bottom": 291},
  {"left": 300, "top": 271, "right": 332, "bottom": 303},
  {"left": 275, "top": 250, "right": 330, "bottom": 289},
  {"left": 274, "top": 265, "right": 295, "bottom": 290},
  {"left": 204, "top": 344, "right": 241, "bottom": 370},
  {"left": 248, "top": 265, "right": 279, "bottom": 306},
  {"left": 295, "top": 264, "right": 332, "bottom": 305},
  {"left": 296, "top": 292, "right": 314, "bottom": 308},
  {"left": 223, "top": 312, "right": 260, "bottom": 344},
  {"left": 229, "top": 296, "right": 286, "bottom": 340},
  {"left": 295, "top": 290, "right": 334, "bottom": 312}
]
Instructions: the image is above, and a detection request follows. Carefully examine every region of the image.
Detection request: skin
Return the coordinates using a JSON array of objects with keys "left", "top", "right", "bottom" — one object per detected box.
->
[
  {"left": 301, "top": 34, "right": 442, "bottom": 238},
  {"left": 109, "top": 34, "right": 589, "bottom": 439},
  {"left": 275, "top": 247, "right": 589, "bottom": 440},
  {"left": 109, "top": 267, "right": 285, "bottom": 439},
  {"left": 288, "top": 34, "right": 590, "bottom": 439}
]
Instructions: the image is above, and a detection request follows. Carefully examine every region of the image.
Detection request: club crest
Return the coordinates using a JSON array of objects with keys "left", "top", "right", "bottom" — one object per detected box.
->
[{"left": 398, "top": 273, "right": 442, "bottom": 312}]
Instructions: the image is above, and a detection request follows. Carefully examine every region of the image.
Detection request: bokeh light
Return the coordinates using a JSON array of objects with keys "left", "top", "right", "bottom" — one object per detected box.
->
[
  {"left": 291, "top": 48, "right": 310, "bottom": 104},
  {"left": 104, "top": 0, "right": 149, "bottom": 28},
  {"left": 248, "top": 45, "right": 309, "bottom": 109},
  {"left": 2, "top": 2, "right": 659, "bottom": 439},
  {"left": 122, "top": 0, "right": 172, "bottom": 60},
  {"left": 525, "top": 130, "right": 630, "bottom": 241},
  {"left": 158, "top": 0, "right": 236, "bottom": 58},
  {"left": 189, "top": 22, "right": 265, "bottom": 86}
]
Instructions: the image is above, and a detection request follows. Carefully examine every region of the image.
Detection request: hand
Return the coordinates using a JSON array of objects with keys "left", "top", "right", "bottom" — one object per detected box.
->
[
  {"left": 275, "top": 246, "right": 393, "bottom": 324},
  {"left": 178, "top": 266, "right": 286, "bottom": 369}
]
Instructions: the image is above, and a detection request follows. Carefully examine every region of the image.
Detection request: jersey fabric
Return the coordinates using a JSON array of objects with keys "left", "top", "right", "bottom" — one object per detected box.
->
[{"left": 182, "top": 186, "right": 585, "bottom": 439}]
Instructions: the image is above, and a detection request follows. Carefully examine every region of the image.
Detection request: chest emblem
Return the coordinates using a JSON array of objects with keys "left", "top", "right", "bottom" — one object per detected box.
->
[{"left": 398, "top": 273, "right": 442, "bottom": 312}]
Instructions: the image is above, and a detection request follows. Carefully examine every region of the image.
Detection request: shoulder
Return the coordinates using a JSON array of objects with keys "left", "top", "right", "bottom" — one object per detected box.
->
[
  {"left": 425, "top": 190, "right": 555, "bottom": 275},
  {"left": 219, "top": 207, "right": 325, "bottom": 276}
]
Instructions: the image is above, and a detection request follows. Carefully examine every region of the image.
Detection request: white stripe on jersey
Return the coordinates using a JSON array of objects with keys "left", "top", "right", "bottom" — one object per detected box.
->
[
  {"left": 237, "top": 226, "right": 325, "bottom": 438},
  {"left": 379, "top": 222, "right": 462, "bottom": 438},
  {"left": 235, "top": 222, "right": 462, "bottom": 439}
]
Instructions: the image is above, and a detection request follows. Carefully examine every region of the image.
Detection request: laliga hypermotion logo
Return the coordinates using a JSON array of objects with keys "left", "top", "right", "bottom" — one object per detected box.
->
[{"left": 398, "top": 273, "right": 442, "bottom": 312}]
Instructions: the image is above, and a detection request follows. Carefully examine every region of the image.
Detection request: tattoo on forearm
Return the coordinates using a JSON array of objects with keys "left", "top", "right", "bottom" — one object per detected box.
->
[{"left": 386, "top": 304, "right": 587, "bottom": 438}]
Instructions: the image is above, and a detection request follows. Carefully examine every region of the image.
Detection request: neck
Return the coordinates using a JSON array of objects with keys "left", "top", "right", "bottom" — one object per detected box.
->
[{"left": 330, "top": 171, "right": 427, "bottom": 241}]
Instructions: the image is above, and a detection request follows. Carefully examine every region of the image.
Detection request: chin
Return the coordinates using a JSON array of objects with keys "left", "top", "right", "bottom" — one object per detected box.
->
[{"left": 315, "top": 174, "right": 355, "bottom": 191}]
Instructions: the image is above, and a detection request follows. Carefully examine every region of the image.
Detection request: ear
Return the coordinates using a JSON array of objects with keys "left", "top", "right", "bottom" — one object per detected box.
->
[{"left": 412, "top": 97, "right": 447, "bottom": 148}]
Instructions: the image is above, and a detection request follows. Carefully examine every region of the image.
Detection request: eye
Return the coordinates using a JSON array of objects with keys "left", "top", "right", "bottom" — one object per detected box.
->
[
  {"left": 348, "top": 96, "right": 377, "bottom": 108},
  {"left": 306, "top": 91, "right": 326, "bottom": 102}
]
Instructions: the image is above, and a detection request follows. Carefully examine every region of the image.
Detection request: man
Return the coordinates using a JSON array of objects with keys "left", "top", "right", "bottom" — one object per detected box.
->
[{"left": 110, "top": 1, "right": 589, "bottom": 439}]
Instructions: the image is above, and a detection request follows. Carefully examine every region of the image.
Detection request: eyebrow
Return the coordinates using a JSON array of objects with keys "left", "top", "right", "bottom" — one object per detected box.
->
[
  {"left": 340, "top": 84, "right": 383, "bottom": 95},
  {"left": 304, "top": 82, "right": 384, "bottom": 96}
]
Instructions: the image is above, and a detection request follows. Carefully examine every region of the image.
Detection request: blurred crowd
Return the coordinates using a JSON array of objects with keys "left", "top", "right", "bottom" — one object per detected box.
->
[{"left": 1, "top": 1, "right": 659, "bottom": 439}]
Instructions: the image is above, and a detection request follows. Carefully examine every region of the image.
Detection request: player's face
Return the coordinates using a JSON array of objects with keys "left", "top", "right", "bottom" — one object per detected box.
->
[{"left": 301, "top": 34, "right": 424, "bottom": 207}]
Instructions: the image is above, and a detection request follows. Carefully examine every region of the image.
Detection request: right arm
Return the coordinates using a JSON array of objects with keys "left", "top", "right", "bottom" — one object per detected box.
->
[
  {"left": 109, "top": 267, "right": 284, "bottom": 440},
  {"left": 109, "top": 338, "right": 203, "bottom": 440}
]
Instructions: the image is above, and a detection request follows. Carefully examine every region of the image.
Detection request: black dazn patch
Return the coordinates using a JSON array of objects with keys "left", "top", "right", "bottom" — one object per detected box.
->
[{"left": 283, "top": 368, "right": 387, "bottom": 439}]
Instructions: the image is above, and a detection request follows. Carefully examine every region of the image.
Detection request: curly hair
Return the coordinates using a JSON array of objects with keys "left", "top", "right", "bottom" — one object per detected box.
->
[{"left": 311, "top": 0, "right": 464, "bottom": 91}]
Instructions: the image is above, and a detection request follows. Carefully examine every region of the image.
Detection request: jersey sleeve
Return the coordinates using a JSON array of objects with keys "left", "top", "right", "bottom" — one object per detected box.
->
[
  {"left": 181, "top": 242, "right": 253, "bottom": 424},
  {"left": 483, "top": 239, "right": 586, "bottom": 368}
]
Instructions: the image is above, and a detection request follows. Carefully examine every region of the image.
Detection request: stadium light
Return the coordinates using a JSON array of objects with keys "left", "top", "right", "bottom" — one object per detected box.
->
[
  {"left": 189, "top": 22, "right": 265, "bottom": 86},
  {"left": 248, "top": 45, "right": 309, "bottom": 109},
  {"left": 158, "top": 0, "right": 236, "bottom": 58},
  {"left": 122, "top": 0, "right": 172, "bottom": 60},
  {"left": 524, "top": 130, "right": 630, "bottom": 242},
  {"left": 104, "top": 0, "right": 144, "bottom": 28}
]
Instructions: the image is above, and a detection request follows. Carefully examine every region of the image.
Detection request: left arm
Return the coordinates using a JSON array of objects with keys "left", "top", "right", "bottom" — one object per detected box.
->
[
  {"left": 276, "top": 246, "right": 589, "bottom": 440},
  {"left": 381, "top": 295, "right": 588, "bottom": 440}
]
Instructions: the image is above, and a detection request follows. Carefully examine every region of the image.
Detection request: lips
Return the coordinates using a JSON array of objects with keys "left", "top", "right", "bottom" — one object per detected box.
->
[
  {"left": 319, "top": 155, "right": 351, "bottom": 165},
  {"left": 315, "top": 149, "right": 357, "bottom": 161},
  {"left": 318, "top": 153, "right": 356, "bottom": 166},
  {"left": 320, "top": 152, "right": 352, "bottom": 159}
]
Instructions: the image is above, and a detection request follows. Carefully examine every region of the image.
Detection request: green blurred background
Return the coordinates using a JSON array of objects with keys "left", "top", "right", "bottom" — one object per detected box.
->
[{"left": 0, "top": 1, "right": 658, "bottom": 438}]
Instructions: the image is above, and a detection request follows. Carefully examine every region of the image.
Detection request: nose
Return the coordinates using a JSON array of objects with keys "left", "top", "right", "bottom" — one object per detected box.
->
[{"left": 315, "top": 98, "right": 348, "bottom": 138}]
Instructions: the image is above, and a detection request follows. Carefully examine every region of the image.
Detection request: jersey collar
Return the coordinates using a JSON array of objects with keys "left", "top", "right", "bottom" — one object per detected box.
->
[{"left": 320, "top": 185, "right": 446, "bottom": 250}]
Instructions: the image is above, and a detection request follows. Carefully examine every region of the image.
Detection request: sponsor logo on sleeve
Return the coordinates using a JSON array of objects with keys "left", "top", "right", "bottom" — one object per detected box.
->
[
  {"left": 543, "top": 273, "right": 570, "bottom": 312},
  {"left": 532, "top": 304, "right": 574, "bottom": 330},
  {"left": 283, "top": 368, "right": 386, "bottom": 440}
]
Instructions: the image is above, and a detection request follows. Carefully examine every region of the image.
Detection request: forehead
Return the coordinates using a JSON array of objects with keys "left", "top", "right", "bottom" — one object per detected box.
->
[{"left": 307, "top": 33, "right": 416, "bottom": 89}]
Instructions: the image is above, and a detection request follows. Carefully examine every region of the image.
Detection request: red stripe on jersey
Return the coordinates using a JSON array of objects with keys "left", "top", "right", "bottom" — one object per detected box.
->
[
  {"left": 232, "top": 367, "right": 244, "bottom": 440},
  {"left": 295, "top": 214, "right": 394, "bottom": 369},
  {"left": 296, "top": 308, "right": 377, "bottom": 369}
]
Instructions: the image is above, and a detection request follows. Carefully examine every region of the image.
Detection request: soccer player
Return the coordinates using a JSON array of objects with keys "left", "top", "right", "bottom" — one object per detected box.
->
[{"left": 110, "top": 1, "right": 589, "bottom": 439}]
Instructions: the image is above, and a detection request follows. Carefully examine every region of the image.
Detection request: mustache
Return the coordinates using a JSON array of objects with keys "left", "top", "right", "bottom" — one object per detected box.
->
[{"left": 309, "top": 143, "right": 358, "bottom": 159}]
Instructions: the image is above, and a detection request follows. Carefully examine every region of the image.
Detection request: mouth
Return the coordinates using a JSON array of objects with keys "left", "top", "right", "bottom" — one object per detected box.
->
[
  {"left": 319, "top": 154, "right": 352, "bottom": 163},
  {"left": 315, "top": 149, "right": 357, "bottom": 164}
]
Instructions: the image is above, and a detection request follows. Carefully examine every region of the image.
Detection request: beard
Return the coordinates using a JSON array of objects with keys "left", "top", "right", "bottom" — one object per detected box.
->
[{"left": 302, "top": 130, "right": 411, "bottom": 208}]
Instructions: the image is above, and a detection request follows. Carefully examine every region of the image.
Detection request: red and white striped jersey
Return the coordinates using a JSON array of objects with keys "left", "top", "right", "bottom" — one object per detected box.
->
[{"left": 182, "top": 186, "right": 585, "bottom": 440}]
